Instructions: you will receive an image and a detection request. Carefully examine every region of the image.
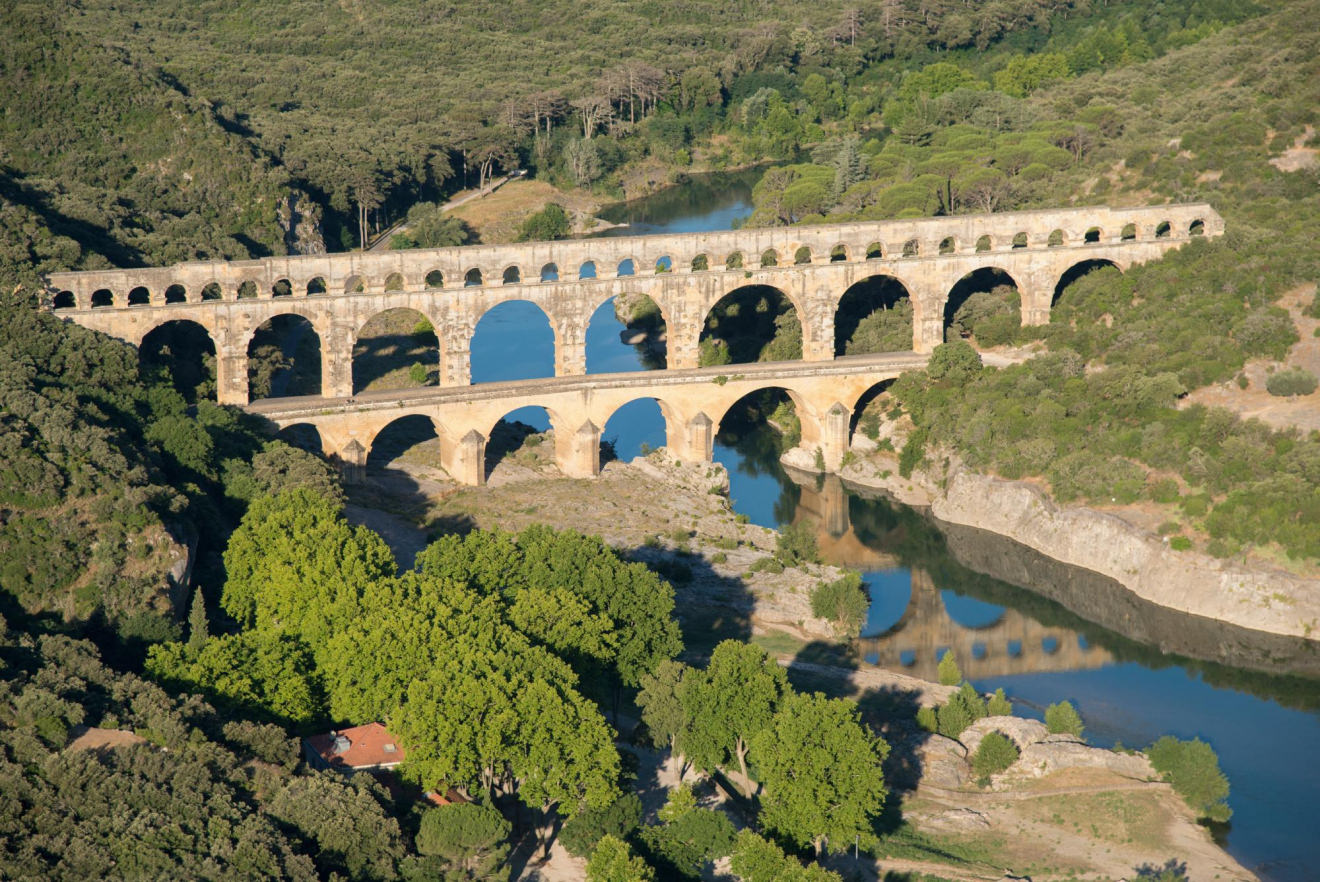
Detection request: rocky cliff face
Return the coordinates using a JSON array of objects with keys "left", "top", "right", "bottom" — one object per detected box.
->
[{"left": 277, "top": 191, "right": 325, "bottom": 255}]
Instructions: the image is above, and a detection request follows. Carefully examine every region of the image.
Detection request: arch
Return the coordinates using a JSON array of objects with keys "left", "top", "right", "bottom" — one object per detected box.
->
[
  {"left": 830, "top": 244, "right": 848, "bottom": 262},
  {"left": 276, "top": 423, "right": 323, "bottom": 455},
  {"left": 128, "top": 286, "right": 150, "bottom": 306},
  {"left": 1042, "top": 635, "right": 1060, "bottom": 655},
  {"left": 901, "top": 239, "right": 919, "bottom": 258},
  {"left": 1053, "top": 258, "right": 1122, "bottom": 306},
  {"left": 849, "top": 378, "right": 897, "bottom": 445},
  {"left": 690, "top": 254, "right": 709, "bottom": 272},
  {"left": 725, "top": 251, "right": 744, "bottom": 270},
  {"left": 975, "top": 235, "right": 991, "bottom": 253},
  {"left": 617, "top": 258, "right": 635, "bottom": 277},
  {"left": 1011, "top": 232, "right": 1028, "bottom": 249},
  {"left": 1155, "top": 221, "right": 1172, "bottom": 239},
  {"left": 140, "top": 319, "right": 217, "bottom": 403},
  {"left": 353, "top": 307, "right": 439, "bottom": 394},
  {"left": 540, "top": 263, "right": 559, "bottom": 282},
  {"left": 587, "top": 293, "right": 667, "bottom": 373},
  {"left": 700, "top": 284, "right": 802, "bottom": 366},
  {"left": 760, "top": 248, "right": 779, "bottom": 268},
  {"left": 164, "top": 284, "right": 187, "bottom": 304},
  {"left": 1047, "top": 229, "right": 1065, "bottom": 247},
  {"left": 655, "top": 255, "right": 673, "bottom": 273},
  {"left": 1120, "top": 223, "right": 1137, "bottom": 242},
  {"left": 91, "top": 288, "right": 115, "bottom": 308},
  {"left": 470, "top": 301, "right": 555, "bottom": 384},
  {"left": 1189, "top": 218, "right": 1205, "bottom": 236},
  {"left": 272, "top": 278, "right": 293, "bottom": 298},
  {"left": 306, "top": 277, "right": 327, "bottom": 295},
  {"left": 424, "top": 270, "right": 444, "bottom": 289},
  {"left": 247, "top": 314, "right": 322, "bottom": 401},
  {"left": 712, "top": 386, "right": 809, "bottom": 522},
  {"left": 238, "top": 281, "right": 259, "bottom": 300},
  {"left": 938, "top": 589, "right": 1005, "bottom": 630},
  {"left": 52, "top": 290, "right": 76, "bottom": 309},
  {"left": 384, "top": 272, "right": 406, "bottom": 291},
  {"left": 201, "top": 282, "right": 224, "bottom": 301},
  {"left": 835, "top": 275, "right": 913, "bottom": 355},
  {"left": 368, "top": 414, "right": 442, "bottom": 476},
  {"left": 344, "top": 275, "right": 365, "bottom": 294},
  {"left": 1083, "top": 227, "right": 1101, "bottom": 244},
  {"left": 600, "top": 397, "right": 672, "bottom": 465},
  {"left": 579, "top": 261, "right": 598, "bottom": 280},
  {"left": 485, "top": 405, "right": 558, "bottom": 481},
  {"left": 502, "top": 266, "right": 521, "bottom": 285},
  {"left": 944, "top": 268, "right": 1021, "bottom": 346},
  {"left": 793, "top": 245, "right": 812, "bottom": 265},
  {"left": 938, "top": 236, "right": 955, "bottom": 255},
  {"left": 464, "top": 267, "right": 483, "bottom": 287},
  {"left": 865, "top": 242, "right": 883, "bottom": 259}
]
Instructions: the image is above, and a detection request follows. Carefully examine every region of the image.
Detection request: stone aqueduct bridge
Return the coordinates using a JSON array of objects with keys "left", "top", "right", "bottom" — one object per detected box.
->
[{"left": 46, "top": 204, "right": 1221, "bottom": 482}]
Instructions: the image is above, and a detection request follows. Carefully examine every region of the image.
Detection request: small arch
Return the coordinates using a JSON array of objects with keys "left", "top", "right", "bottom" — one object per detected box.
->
[
  {"left": 616, "top": 259, "right": 634, "bottom": 277},
  {"left": 865, "top": 242, "right": 883, "bottom": 259},
  {"left": 945, "top": 268, "right": 1021, "bottom": 346},
  {"left": 690, "top": 254, "right": 709, "bottom": 272},
  {"left": 1189, "top": 219, "right": 1205, "bottom": 236},
  {"left": 1083, "top": 227, "right": 1101, "bottom": 244},
  {"left": 701, "top": 285, "right": 802, "bottom": 366},
  {"left": 237, "top": 281, "right": 258, "bottom": 300},
  {"left": 384, "top": 272, "right": 406, "bottom": 291},
  {"left": 471, "top": 301, "right": 555, "bottom": 384},
  {"left": 1047, "top": 229, "right": 1064, "bottom": 247},
  {"left": 848, "top": 378, "right": 897, "bottom": 445},
  {"left": 1007, "top": 640, "right": 1023, "bottom": 658},
  {"left": 830, "top": 244, "right": 848, "bottom": 262},
  {"left": 836, "top": 275, "right": 913, "bottom": 355},
  {"left": 600, "top": 397, "right": 671, "bottom": 465},
  {"left": 1120, "top": 223, "right": 1137, "bottom": 242},
  {"left": 1155, "top": 221, "right": 1172, "bottom": 239},
  {"left": 353, "top": 308, "right": 439, "bottom": 394},
  {"left": 424, "top": 270, "right": 444, "bottom": 289},
  {"left": 91, "top": 289, "right": 114, "bottom": 308},
  {"left": 306, "top": 277, "right": 327, "bottom": 295},
  {"left": 1042, "top": 636, "right": 1060, "bottom": 655},
  {"left": 368, "top": 415, "right": 441, "bottom": 478},
  {"left": 793, "top": 246, "right": 812, "bottom": 265},
  {"left": 1053, "top": 259, "right": 1122, "bottom": 306},
  {"left": 760, "top": 248, "right": 779, "bottom": 267},
  {"left": 140, "top": 320, "right": 217, "bottom": 403},
  {"left": 164, "top": 284, "right": 187, "bottom": 304},
  {"left": 713, "top": 388, "right": 811, "bottom": 503},
  {"left": 975, "top": 235, "right": 991, "bottom": 253},
  {"left": 902, "top": 239, "right": 919, "bottom": 258},
  {"left": 272, "top": 278, "right": 293, "bottom": 297},
  {"left": 1011, "top": 232, "right": 1028, "bottom": 249},
  {"left": 277, "top": 423, "right": 323, "bottom": 455},
  {"left": 655, "top": 256, "right": 672, "bottom": 273},
  {"left": 587, "top": 294, "right": 667, "bottom": 373},
  {"left": 502, "top": 266, "right": 521, "bottom": 285},
  {"left": 53, "top": 290, "right": 77, "bottom": 309},
  {"left": 247, "top": 314, "right": 322, "bottom": 400},
  {"left": 540, "top": 263, "right": 558, "bottom": 282},
  {"left": 486, "top": 405, "right": 556, "bottom": 481},
  {"left": 128, "top": 286, "right": 151, "bottom": 306},
  {"left": 725, "top": 251, "right": 744, "bottom": 270},
  {"left": 938, "top": 237, "right": 955, "bottom": 255},
  {"left": 579, "top": 261, "right": 598, "bottom": 280},
  {"left": 201, "top": 282, "right": 223, "bottom": 301},
  {"left": 344, "top": 275, "right": 365, "bottom": 294},
  {"left": 464, "top": 268, "right": 483, "bottom": 287}
]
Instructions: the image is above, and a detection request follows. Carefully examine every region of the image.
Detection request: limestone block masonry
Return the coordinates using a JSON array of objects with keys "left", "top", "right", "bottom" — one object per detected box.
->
[{"left": 44, "top": 204, "right": 1222, "bottom": 484}]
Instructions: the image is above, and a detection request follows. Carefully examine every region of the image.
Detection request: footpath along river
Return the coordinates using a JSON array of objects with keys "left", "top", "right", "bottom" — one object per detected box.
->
[{"left": 464, "top": 170, "right": 1320, "bottom": 881}]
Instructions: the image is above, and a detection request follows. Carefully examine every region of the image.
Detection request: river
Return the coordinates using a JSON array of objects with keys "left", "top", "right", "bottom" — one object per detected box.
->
[{"left": 464, "top": 170, "right": 1320, "bottom": 881}]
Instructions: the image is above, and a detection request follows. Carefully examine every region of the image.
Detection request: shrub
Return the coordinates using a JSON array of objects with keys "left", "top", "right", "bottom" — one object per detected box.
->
[
  {"left": 937, "top": 683, "right": 988, "bottom": 739},
  {"left": 898, "top": 428, "right": 928, "bottom": 478},
  {"left": 986, "top": 688, "right": 1012, "bottom": 716},
  {"left": 560, "top": 794, "right": 643, "bottom": 857},
  {"left": 937, "top": 650, "right": 961, "bottom": 686},
  {"left": 774, "top": 519, "right": 819, "bottom": 566},
  {"left": 810, "top": 572, "right": 869, "bottom": 638},
  {"left": 516, "top": 202, "right": 571, "bottom": 242},
  {"left": 408, "top": 362, "right": 428, "bottom": 385},
  {"left": 927, "top": 340, "right": 983, "bottom": 384},
  {"left": 1146, "top": 736, "right": 1232, "bottom": 823},
  {"left": 972, "top": 731, "right": 1019, "bottom": 779},
  {"left": 915, "top": 705, "right": 938, "bottom": 732},
  {"left": 1265, "top": 368, "right": 1317, "bottom": 397},
  {"left": 587, "top": 835, "right": 655, "bottom": 882},
  {"left": 1169, "top": 535, "right": 1192, "bottom": 551},
  {"left": 1044, "top": 700, "right": 1084, "bottom": 738}
]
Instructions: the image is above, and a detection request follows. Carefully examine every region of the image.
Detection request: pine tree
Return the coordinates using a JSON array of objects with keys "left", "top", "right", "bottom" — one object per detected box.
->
[{"left": 187, "top": 587, "right": 210, "bottom": 650}]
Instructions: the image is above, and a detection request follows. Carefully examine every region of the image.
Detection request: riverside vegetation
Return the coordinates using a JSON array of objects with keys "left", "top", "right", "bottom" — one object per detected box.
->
[{"left": 0, "top": 0, "right": 1312, "bottom": 878}]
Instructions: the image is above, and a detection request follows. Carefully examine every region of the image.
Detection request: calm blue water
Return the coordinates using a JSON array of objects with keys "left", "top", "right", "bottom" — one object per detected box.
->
[{"left": 463, "top": 171, "right": 1320, "bottom": 881}]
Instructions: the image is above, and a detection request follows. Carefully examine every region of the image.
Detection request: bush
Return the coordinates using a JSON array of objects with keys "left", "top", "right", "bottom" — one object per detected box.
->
[
  {"left": 1146, "top": 736, "right": 1232, "bottom": 823},
  {"left": 898, "top": 428, "right": 928, "bottom": 478},
  {"left": 414, "top": 802, "right": 511, "bottom": 878},
  {"left": 972, "top": 731, "right": 1019, "bottom": 779},
  {"left": 1265, "top": 368, "right": 1317, "bottom": 397},
  {"left": 560, "top": 794, "right": 643, "bottom": 857},
  {"left": 516, "top": 202, "right": 571, "bottom": 241},
  {"left": 986, "top": 688, "right": 1012, "bottom": 716},
  {"left": 1044, "top": 701, "right": 1084, "bottom": 738},
  {"left": 927, "top": 340, "right": 983, "bottom": 384},
  {"left": 937, "top": 683, "right": 988, "bottom": 739},
  {"left": 810, "top": 572, "right": 869, "bottom": 638},
  {"left": 774, "top": 519, "right": 819, "bottom": 566},
  {"left": 937, "top": 650, "right": 961, "bottom": 686}
]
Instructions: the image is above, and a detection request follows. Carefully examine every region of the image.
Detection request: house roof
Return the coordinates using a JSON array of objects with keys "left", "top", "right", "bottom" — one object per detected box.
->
[{"left": 304, "top": 722, "right": 406, "bottom": 770}]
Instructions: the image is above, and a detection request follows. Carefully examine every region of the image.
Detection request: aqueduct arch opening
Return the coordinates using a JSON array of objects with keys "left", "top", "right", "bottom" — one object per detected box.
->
[
  {"left": 600, "top": 397, "right": 671, "bottom": 466},
  {"left": 944, "top": 268, "right": 1022, "bottom": 346},
  {"left": 353, "top": 308, "right": 439, "bottom": 394},
  {"left": 835, "top": 275, "right": 913, "bottom": 356},
  {"left": 246, "top": 314, "right": 322, "bottom": 401},
  {"left": 1053, "top": 258, "right": 1122, "bottom": 306},
  {"left": 587, "top": 293, "right": 667, "bottom": 373},
  {"left": 470, "top": 301, "right": 555, "bottom": 384},
  {"left": 700, "top": 284, "right": 802, "bottom": 366},
  {"left": 368, "top": 414, "right": 442, "bottom": 475},
  {"left": 140, "top": 320, "right": 217, "bottom": 403}
]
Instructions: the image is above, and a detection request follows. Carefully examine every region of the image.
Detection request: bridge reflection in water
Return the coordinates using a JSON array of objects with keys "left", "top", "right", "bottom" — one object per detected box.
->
[{"left": 791, "top": 472, "right": 1111, "bottom": 682}]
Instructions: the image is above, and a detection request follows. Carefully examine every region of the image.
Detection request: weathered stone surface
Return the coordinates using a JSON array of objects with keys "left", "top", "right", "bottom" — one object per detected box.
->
[
  {"left": 960, "top": 716, "right": 1048, "bottom": 757},
  {"left": 917, "top": 734, "right": 972, "bottom": 790},
  {"left": 1014, "top": 741, "right": 1154, "bottom": 780}
]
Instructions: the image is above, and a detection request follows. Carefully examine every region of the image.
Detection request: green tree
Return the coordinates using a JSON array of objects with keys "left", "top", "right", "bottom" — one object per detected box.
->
[
  {"left": 728, "top": 830, "right": 841, "bottom": 882},
  {"left": 265, "top": 774, "right": 405, "bottom": 880},
  {"left": 637, "top": 659, "right": 690, "bottom": 754},
  {"left": 1044, "top": 701, "right": 1084, "bottom": 738},
  {"left": 588, "top": 835, "right": 655, "bottom": 882},
  {"left": 936, "top": 683, "right": 988, "bottom": 739},
  {"left": 809, "top": 573, "right": 868, "bottom": 638},
  {"left": 414, "top": 802, "right": 511, "bottom": 879},
  {"left": 986, "top": 688, "right": 1012, "bottom": 716},
  {"left": 680, "top": 641, "right": 787, "bottom": 795},
  {"left": 517, "top": 203, "right": 572, "bottom": 241},
  {"left": 560, "top": 794, "right": 643, "bottom": 858},
  {"left": 937, "top": 649, "right": 962, "bottom": 686},
  {"left": 927, "top": 339, "right": 983, "bottom": 384},
  {"left": 971, "top": 731, "right": 1020, "bottom": 780},
  {"left": 1146, "top": 737, "right": 1232, "bottom": 823},
  {"left": 187, "top": 587, "right": 210, "bottom": 650},
  {"left": 751, "top": 692, "right": 889, "bottom": 856}
]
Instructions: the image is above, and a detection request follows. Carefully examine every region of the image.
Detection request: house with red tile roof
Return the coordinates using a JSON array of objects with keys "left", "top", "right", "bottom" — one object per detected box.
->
[{"left": 303, "top": 722, "right": 405, "bottom": 772}]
